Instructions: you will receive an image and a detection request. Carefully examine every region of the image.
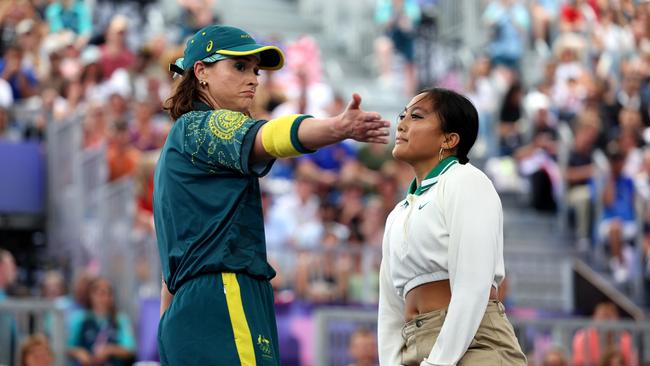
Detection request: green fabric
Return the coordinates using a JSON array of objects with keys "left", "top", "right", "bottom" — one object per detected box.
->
[
  {"left": 175, "top": 25, "right": 283, "bottom": 72},
  {"left": 154, "top": 103, "right": 276, "bottom": 294},
  {"left": 407, "top": 156, "right": 458, "bottom": 195},
  {"left": 289, "top": 114, "right": 315, "bottom": 154},
  {"left": 158, "top": 273, "right": 279, "bottom": 365}
]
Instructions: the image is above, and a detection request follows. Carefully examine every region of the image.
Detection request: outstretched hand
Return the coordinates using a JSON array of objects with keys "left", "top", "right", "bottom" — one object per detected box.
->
[{"left": 336, "top": 93, "right": 391, "bottom": 144}]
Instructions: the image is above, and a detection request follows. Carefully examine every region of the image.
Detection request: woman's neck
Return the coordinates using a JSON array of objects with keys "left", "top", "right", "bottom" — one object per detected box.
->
[{"left": 412, "top": 158, "right": 439, "bottom": 186}]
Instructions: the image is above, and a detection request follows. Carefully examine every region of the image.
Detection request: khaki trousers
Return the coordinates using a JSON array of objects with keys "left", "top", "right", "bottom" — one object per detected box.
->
[{"left": 400, "top": 301, "right": 527, "bottom": 366}]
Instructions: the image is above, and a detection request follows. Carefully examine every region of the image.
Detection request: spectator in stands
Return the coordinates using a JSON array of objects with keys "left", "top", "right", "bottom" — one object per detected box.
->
[
  {"left": 514, "top": 92, "right": 560, "bottom": 212},
  {"left": 596, "top": 142, "right": 637, "bottom": 284},
  {"left": 295, "top": 228, "right": 350, "bottom": 303},
  {"left": 176, "top": 0, "right": 218, "bottom": 40},
  {"left": 552, "top": 33, "right": 589, "bottom": 122},
  {"left": 378, "top": 88, "right": 526, "bottom": 365},
  {"left": 67, "top": 277, "right": 136, "bottom": 366},
  {"left": 0, "top": 249, "right": 17, "bottom": 366},
  {"left": 107, "top": 120, "right": 141, "bottom": 182},
  {"left": 361, "top": 196, "right": 388, "bottom": 247},
  {"left": 572, "top": 301, "right": 636, "bottom": 366},
  {"left": 44, "top": 0, "right": 92, "bottom": 49},
  {"left": 635, "top": 149, "right": 650, "bottom": 272},
  {"left": 566, "top": 111, "right": 600, "bottom": 246},
  {"left": 599, "top": 347, "right": 628, "bottom": 366},
  {"left": 559, "top": 0, "right": 598, "bottom": 35},
  {"left": 0, "top": 105, "right": 21, "bottom": 141},
  {"left": 466, "top": 55, "right": 500, "bottom": 157},
  {"left": 15, "top": 19, "right": 45, "bottom": 78},
  {"left": 347, "top": 327, "right": 378, "bottom": 366},
  {"left": 0, "top": 1, "right": 37, "bottom": 56},
  {"left": 0, "top": 44, "right": 38, "bottom": 100},
  {"left": 542, "top": 347, "right": 569, "bottom": 366},
  {"left": 0, "top": 249, "right": 17, "bottom": 300},
  {"left": 603, "top": 67, "right": 647, "bottom": 134},
  {"left": 530, "top": 0, "right": 561, "bottom": 56},
  {"left": 41, "top": 270, "right": 74, "bottom": 337},
  {"left": 99, "top": 15, "right": 134, "bottom": 80},
  {"left": 266, "top": 173, "right": 322, "bottom": 251},
  {"left": 499, "top": 80, "right": 525, "bottom": 156},
  {"left": 619, "top": 128, "right": 643, "bottom": 179},
  {"left": 129, "top": 101, "right": 163, "bottom": 152},
  {"left": 592, "top": 6, "right": 635, "bottom": 77},
  {"left": 20, "top": 334, "right": 53, "bottom": 366},
  {"left": 374, "top": 0, "right": 421, "bottom": 96},
  {"left": 482, "top": 0, "right": 530, "bottom": 72}
]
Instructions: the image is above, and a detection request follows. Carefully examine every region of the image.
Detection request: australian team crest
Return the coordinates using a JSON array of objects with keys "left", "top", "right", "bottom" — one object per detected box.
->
[{"left": 257, "top": 334, "right": 273, "bottom": 360}]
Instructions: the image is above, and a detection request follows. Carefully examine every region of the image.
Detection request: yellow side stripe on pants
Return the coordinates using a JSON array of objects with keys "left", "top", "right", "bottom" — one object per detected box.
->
[{"left": 222, "top": 272, "right": 256, "bottom": 366}]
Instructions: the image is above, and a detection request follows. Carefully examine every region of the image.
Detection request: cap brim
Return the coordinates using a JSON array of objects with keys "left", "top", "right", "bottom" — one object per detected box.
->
[{"left": 216, "top": 45, "right": 284, "bottom": 70}]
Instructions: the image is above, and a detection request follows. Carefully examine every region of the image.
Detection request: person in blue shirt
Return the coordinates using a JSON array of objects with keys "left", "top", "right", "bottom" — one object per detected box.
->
[
  {"left": 596, "top": 142, "right": 637, "bottom": 284},
  {"left": 0, "top": 45, "right": 38, "bottom": 100},
  {"left": 482, "top": 0, "right": 530, "bottom": 71},
  {"left": 67, "top": 277, "right": 135, "bottom": 366},
  {"left": 155, "top": 24, "right": 389, "bottom": 365},
  {"left": 45, "top": 0, "right": 92, "bottom": 48}
]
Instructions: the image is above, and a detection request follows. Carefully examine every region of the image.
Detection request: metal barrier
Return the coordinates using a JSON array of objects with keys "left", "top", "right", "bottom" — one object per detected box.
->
[
  {"left": 313, "top": 307, "right": 650, "bottom": 365},
  {"left": 0, "top": 300, "right": 67, "bottom": 366},
  {"left": 98, "top": 177, "right": 138, "bottom": 319},
  {"left": 80, "top": 144, "right": 109, "bottom": 266},
  {"left": 46, "top": 112, "right": 151, "bottom": 321},
  {"left": 46, "top": 117, "right": 85, "bottom": 271},
  {"left": 512, "top": 317, "right": 650, "bottom": 364},
  {"left": 268, "top": 246, "right": 382, "bottom": 305},
  {"left": 313, "top": 307, "right": 377, "bottom": 366}
]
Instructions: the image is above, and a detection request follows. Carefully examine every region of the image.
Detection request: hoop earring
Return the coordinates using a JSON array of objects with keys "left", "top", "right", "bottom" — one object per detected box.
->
[
  {"left": 439, "top": 147, "right": 445, "bottom": 162},
  {"left": 200, "top": 80, "right": 208, "bottom": 87}
]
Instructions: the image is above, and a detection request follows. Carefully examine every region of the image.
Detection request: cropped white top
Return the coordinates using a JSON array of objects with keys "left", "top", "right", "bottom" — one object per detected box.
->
[{"left": 378, "top": 158, "right": 505, "bottom": 366}]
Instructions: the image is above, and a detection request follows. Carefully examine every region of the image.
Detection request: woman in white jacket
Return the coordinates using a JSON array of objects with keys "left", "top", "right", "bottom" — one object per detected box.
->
[{"left": 378, "top": 88, "right": 526, "bottom": 366}]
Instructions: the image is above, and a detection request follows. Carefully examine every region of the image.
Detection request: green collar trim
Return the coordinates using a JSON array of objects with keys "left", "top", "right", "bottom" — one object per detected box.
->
[
  {"left": 407, "top": 156, "right": 458, "bottom": 196},
  {"left": 193, "top": 101, "right": 212, "bottom": 111}
]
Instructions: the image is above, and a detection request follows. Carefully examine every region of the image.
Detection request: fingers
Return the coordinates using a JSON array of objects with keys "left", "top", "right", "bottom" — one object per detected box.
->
[
  {"left": 346, "top": 93, "right": 362, "bottom": 111},
  {"left": 364, "top": 119, "right": 391, "bottom": 128},
  {"left": 358, "top": 136, "right": 390, "bottom": 144},
  {"left": 363, "top": 112, "right": 382, "bottom": 121}
]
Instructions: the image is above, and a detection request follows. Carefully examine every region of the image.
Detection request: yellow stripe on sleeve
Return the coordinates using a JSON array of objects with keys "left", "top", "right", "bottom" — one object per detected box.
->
[
  {"left": 222, "top": 272, "right": 257, "bottom": 366},
  {"left": 261, "top": 115, "right": 302, "bottom": 158}
]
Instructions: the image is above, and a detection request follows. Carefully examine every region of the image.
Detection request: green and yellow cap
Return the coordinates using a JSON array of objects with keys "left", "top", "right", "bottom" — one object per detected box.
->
[{"left": 170, "top": 25, "right": 285, "bottom": 75}]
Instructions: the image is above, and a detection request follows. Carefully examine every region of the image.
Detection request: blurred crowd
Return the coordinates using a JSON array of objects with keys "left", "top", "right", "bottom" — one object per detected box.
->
[
  {"left": 0, "top": 0, "right": 649, "bottom": 364},
  {"left": 372, "top": 0, "right": 650, "bottom": 296},
  {"left": 463, "top": 0, "right": 650, "bottom": 292}
]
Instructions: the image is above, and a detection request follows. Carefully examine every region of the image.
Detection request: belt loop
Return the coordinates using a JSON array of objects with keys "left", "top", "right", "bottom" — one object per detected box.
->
[{"left": 498, "top": 301, "right": 505, "bottom": 315}]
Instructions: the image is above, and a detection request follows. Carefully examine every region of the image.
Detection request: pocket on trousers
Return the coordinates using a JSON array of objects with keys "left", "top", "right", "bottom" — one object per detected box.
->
[{"left": 401, "top": 333, "right": 418, "bottom": 366}]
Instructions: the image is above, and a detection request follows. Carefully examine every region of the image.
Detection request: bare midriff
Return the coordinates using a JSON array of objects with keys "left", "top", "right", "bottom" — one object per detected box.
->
[
  {"left": 404, "top": 280, "right": 452, "bottom": 322},
  {"left": 405, "top": 280, "right": 499, "bottom": 322}
]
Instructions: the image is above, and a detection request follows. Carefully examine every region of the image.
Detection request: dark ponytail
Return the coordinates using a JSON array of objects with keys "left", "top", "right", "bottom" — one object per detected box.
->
[{"left": 419, "top": 88, "right": 479, "bottom": 164}]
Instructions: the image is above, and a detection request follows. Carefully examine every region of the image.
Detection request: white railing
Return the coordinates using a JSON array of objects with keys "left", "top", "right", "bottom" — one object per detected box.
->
[
  {"left": 313, "top": 307, "right": 650, "bottom": 366},
  {"left": 0, "top": 300, "right": 67, "bottom": 366}
]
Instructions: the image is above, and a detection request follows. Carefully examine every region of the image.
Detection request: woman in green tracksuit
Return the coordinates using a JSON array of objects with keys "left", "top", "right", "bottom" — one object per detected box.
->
[{"left": 154, "top": 24, "right": 390, "bottom": 365}]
